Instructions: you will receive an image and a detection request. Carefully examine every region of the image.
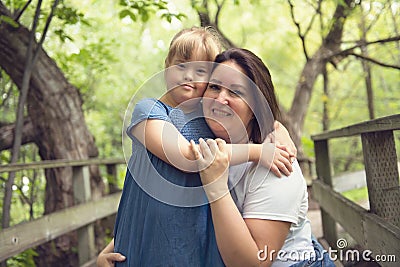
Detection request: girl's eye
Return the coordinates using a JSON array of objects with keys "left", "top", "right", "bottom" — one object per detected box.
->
[
  {"left": 196, "top": 68, "right": 207, "bottom": 75},
  {"left": 177, "top": 63, "right": 186, "bottom": 69}
]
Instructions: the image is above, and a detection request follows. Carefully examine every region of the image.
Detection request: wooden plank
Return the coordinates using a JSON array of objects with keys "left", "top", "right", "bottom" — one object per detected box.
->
[
  {"left": 361, "top": 131, "right": 400, "bottom": 228},
  {"left": 81, "top": 258, "right": 97, "bottom": 267},
  {"left": 363, "top": 213, "right": 400, "bottom": 267},
  {"left": 73, "top": 166, "right": 95, "bottom": 265},
  {"left": 312, "top": 180, "right": 400, "bottom": 263},
  {"left": 314, "top": 140, "right": 338, "bottom": 245},
  {"left": 0, "top": 192, "right": 121, "bottom": 262},
  {"left": 314, "top": 140, "right": 332, "bottom": 186},
  {"left": 312, "top": 180, "right": 365, "bottom": 244},
  {"left": 0, "top": 158, "right": 125, "bottom": 173},
  {"left": 312, "top": 114, "right": 400, "bottom": 141}
]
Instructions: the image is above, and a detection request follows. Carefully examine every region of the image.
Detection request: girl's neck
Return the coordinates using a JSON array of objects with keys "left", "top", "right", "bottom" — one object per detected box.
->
[{"left": 159, "top": 95, "right": 200, "bottom": 113}]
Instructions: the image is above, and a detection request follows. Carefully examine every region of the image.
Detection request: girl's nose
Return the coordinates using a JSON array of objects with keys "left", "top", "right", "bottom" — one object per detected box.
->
[{"left": 183, "top": 69, "right": 193, "bottom": 81}]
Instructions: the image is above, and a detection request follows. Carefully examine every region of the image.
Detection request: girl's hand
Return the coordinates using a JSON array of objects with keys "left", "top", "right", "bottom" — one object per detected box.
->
[
  {"left": 190, "top": 138, "right": 230, "bottom": 202},
  {"left": 268, "top": 121, "right": 297, "bottom": 159},
  {"left": 259, "top": 143, "right": 293, "bottom": 177}
]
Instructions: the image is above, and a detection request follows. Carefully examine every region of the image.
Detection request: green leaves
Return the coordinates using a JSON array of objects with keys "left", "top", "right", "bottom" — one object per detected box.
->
[
  {"left": 161, "top": 12, "right": 187, "bottom": 23},
  {"left": 51, "top": 3, "right": 90, "bottom": 43},
  {"left": 118, "top": 0, "right": 186, "bottom": 23},
  {"left": 0, "top": 15, "right": 19, "bottom": 28}
]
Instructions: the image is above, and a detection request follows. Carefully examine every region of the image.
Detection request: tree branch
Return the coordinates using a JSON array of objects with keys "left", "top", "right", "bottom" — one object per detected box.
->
[
  {"left": 214, "top": 0, "right": 225, "bottom": 27},
  {"left": 349, "top": 52, "right": 400, "bottom": 70},
  {"left": 329, "top": 35, "right": 400, "bottom": 59},
  {"left": 14, "top": 0, "right": 33, "bottom": 22},
  {"left": 196, "top": 0, "right": 235, "bottom": 49},
  {"left": 0, "top": 118, "right": 35, "bottom": 151},
  {"left": 2, "top": 0, "right": 43, "bottom": 230},
  {"left": 288, "top": 0, "right": 309, "bottom": 60}
]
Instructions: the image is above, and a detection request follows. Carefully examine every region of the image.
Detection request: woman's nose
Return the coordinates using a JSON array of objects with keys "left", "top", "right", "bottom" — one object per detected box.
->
[{"left": 215, "top": 90, "right": 229, "bottom": 104}]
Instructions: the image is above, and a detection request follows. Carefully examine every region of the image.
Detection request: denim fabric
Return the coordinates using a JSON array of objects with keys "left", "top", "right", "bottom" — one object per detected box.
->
[{"left": 289, "top": 237, "right": 335, "bottom": 267}]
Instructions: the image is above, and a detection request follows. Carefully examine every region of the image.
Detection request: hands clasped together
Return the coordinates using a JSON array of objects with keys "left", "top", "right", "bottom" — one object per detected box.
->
[{"left": 190, "top": 137, "right": 295, "bottom": 203}]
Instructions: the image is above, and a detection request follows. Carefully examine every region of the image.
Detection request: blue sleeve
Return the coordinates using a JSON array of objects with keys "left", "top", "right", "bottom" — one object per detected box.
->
[{"left": 126, "top": 98, "right": 171, "bottom": 140}]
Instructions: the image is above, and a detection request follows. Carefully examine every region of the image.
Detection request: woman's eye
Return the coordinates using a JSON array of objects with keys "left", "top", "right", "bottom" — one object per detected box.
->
[
  {"left": 209, "top": 84, "right": 220, "bottom": 90},
  {"left": 230, "top": 90, "right": 243, "bottom": 97}
]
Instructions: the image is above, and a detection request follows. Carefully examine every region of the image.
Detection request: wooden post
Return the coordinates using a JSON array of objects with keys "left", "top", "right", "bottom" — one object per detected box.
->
[
  {"left": 73, "top": 166, "right": 95, "bottom": 265},
  {"left": 314, "top": 139, "right": 338, "bottom": 247},
  {"left": 106, "top": 164, "right": 119, "bottom": 194},
  {"left": 361, "top": 131, "right": 400, "bottom": 228}
]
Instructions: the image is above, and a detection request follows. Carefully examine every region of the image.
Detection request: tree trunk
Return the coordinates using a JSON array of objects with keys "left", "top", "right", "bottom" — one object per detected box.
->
[
  {"left": 322, "top": 64, "right": 330, "bottom": 131},
  {"left": 0, "top": 3, "right": 104, "bottom": 266},
  {"left": 360, "top": 7, "right": 375, "bottom": 120},
  {"left": 286, "top": 0, "right": 353, "bottom": 155}
]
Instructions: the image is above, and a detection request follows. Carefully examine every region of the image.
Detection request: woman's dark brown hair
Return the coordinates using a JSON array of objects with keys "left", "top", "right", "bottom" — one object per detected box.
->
[{"left": 214, "top": 48, "right": 281, "bottom": 143}]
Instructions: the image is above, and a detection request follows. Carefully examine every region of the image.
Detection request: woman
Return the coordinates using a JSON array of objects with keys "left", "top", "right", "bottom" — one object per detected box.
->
[{"left": 191, "top": 48, "right": 334, "bottom": 267}]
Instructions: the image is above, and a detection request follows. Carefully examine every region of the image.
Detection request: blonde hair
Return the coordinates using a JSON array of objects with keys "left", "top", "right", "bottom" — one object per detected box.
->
[{"left": 165, "top": 26, "right": 222, "bottom": 68}]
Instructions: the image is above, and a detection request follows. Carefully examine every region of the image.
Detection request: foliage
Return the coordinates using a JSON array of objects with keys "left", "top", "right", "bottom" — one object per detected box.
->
[
  {"left": 0, "top": 1, "right": 399, "bottom": 261},
  {"left": 0, "top": 14, "right": 18, "bottom": 27},
  {"left": 52, "top": 2, "right": 90, "bottom": 42},
  {"left": 0, "top": 70, "right": 19, "bottom": 124},
  {"left": 342, "top": 186, "right": 368, "bottom": 203},
  {"left": 119, "top": 0, "right": 186, "bottom": 23},
  {"left": 6, "top": 248, "right": 38, "bottom": 267}
]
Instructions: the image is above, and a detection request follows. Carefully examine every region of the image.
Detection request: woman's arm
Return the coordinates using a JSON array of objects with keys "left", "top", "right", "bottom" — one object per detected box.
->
[
  {"left": 190, "top": 139, "right": 291, "bottom": 266},
  {"left": 96, "top": 239, "right": 126, "bottom": 267},
  {"left": 132, "top": 119, "right": 293, "bottom": 175},
  {"left": 210, "top": 195, "right": 290, "bottom": 267}
]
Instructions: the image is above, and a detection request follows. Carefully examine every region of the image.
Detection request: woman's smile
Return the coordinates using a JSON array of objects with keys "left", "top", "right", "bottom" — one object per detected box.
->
[{"left": 211, "top": 107, "right": 232, "bottom": 117}]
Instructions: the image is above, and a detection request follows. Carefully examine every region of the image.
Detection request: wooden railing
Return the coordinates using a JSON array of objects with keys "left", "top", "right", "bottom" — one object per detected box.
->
[
  {"left": 2, "top": 115, "right": 399, "bottom": 266},
  {"left": 311, "top": 114, "right": 400, "bottom": 266},
  {"left": 0, "top": 158, "right": 125, "bottom": 267}
]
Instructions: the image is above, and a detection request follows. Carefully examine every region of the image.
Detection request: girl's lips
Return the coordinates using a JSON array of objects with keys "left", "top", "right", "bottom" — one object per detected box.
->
[{"left": 180, "top": 83, "right": 195, "bottom": 90}]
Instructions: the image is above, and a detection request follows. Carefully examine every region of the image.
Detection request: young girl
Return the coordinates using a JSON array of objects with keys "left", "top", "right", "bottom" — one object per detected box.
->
[{"left": 98, "top": 27, "right": 295, "bottom": 266}]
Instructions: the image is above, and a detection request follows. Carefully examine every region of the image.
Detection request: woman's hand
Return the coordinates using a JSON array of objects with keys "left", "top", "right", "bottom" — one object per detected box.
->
[
  {"left": 97, "top": 251, "right": 126, "bottom": 267},
  {"left": 190, "top": 138, "right": 230, "bottom": 202},
  {"left": 96, "top": 239, "right": 126, "bottom": 267}
]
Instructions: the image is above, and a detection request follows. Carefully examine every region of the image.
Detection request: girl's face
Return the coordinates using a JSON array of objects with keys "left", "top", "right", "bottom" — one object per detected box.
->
[
  {"left": 163, "top": 52, "right": 212, "bottom": 110},
  {"left": 203, "top": 61, "right": 255, "bottom": 144}
]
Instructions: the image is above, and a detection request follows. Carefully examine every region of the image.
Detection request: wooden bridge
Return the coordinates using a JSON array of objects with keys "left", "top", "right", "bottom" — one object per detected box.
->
[{"left": 0, "top": 114, "right": 399, "bottom": 266}]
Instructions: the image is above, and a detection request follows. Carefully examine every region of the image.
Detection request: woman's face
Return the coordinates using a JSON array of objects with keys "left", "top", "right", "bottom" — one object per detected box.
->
[{"left": 203, "top": 61, "right": 255, "bottom": 144}]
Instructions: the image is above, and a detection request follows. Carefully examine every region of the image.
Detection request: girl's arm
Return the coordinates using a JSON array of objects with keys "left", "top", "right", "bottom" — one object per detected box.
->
[
  {"left": 191, "top": 139, "right": 291, "bottom": 267},
  {"left": 131, "top": 119, "right": 293, "bottom": 175}
]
